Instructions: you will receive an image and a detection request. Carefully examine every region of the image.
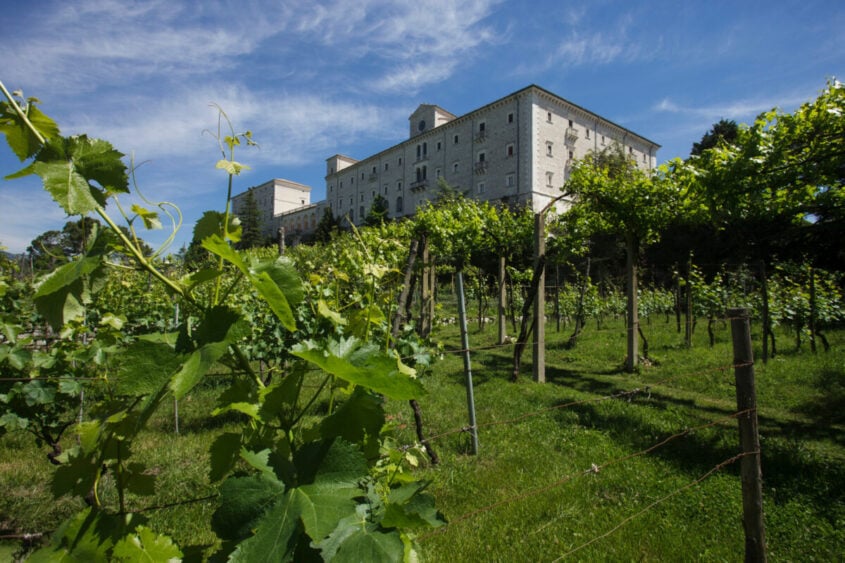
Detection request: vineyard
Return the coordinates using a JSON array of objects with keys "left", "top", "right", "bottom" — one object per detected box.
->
[{"left": 1, "top": 80, "right": 844, "bottom": 561}]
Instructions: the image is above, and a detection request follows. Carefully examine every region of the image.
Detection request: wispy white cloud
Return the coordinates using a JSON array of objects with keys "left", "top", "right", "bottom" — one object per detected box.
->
[
  {"left": 274, "top": 0, "right": 503, "bottom": 93},
  {"left": 6, "top": 0, "right": 279, "bottom": 94},
  {"left": 57, "top": 81, "right": 406, "bottom": 170},
  {"left": 653, "top": 93, "right": 815, "bottom": 121}
]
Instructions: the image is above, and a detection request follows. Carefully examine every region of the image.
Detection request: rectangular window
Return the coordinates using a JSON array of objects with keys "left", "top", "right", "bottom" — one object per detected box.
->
[
  {"left": 547, "top": 112, "right": 553, "bottom": 123},
  {"left": 454, "top": 134, "right": 459, "bottom": 144},
  {"left": 506, "top": 174, "right": 515, "bottom": 188},
  {"left": 506, "top": 144, "right": 514, "bottom": 157},
  {"left": 643, "top": 153, "right": 647, "bottom": 163},
  {"left": 568, "top": 119, "right": 573, "bottom": 128},
  {"left": 601, "top": 135, "right": 606, "bottom": 145},
  {"left": 437, "top": 141, "right": 442, "bottom": 151},
  {"left": 477, "top": 182, "right": 485, "bottom": 194},
  {"left": 585, "top": 129, "right": 590, "bottom": 139},
  {"left": 479, "top": 121, "right": 486, "bottom": 133},
  {"left": 568, "top": 150, "right": 574, "bottom": 161},
  {"left": 399, "top": 157, "right": 402, "bottom": 165},
  {"left": 478, "top": 151, "right": 486, "bottom": 162},
  {"left": 508, "top": 112, "right": 514, "bottom": 123},
  {"left": 397, "top": 181, "right": 402, "bottom": 190},
  {"left": 436, "top": 168, "right": 442, "bottom": 178},
  {"left": 546, "top": 142, "right": 553, "bottom": 157},
  {"left": 385, "top": 162, "right": 389, "bottom": 171},
  {"left": 453, "top": 162, "right": 459, "bottom": 173},
  {"left": 546, "top": 172, "right": 553, "bottom": 186}
]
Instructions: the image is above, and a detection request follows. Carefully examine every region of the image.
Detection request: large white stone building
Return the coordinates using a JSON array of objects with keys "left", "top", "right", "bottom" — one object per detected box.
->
[{"left": 234, "top": 85, "right": 659, "bottom": 241}]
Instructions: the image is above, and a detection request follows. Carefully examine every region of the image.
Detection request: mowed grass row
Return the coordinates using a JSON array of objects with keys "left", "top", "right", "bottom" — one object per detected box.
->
[
  {"left": 388, "top": 314, "right": 845, "bottom": 561},
  {"left": 1, "top": 314, "right": 843, "bottom": 561}
]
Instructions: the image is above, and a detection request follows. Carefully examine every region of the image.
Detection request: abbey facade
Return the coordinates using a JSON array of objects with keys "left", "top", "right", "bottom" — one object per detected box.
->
[{"left": 232, "top": 84, "right": 659, "bottom": 241}]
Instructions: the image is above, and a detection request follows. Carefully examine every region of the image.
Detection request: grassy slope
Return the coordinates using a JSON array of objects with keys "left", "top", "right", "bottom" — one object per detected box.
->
[
  {"left": 1, "top": 315, "right": 843, "bottom": 561},
  {"left": 388, "top": 315, "right": 845, "bottom": 561}
]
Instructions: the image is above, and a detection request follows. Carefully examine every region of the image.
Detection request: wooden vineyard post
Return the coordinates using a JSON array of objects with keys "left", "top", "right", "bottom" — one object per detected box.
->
[
  {"left": 532, "top": 211, "right": 546, "bottom": 383},
  {"left": 456, "top": 270, "right": 479, "bottom": 455},
  {"left": 729, "top": 307, "right": 767, "bottom": 562},
  {"left": 498, "top": 255, "right": 507, "bottom": 345}
]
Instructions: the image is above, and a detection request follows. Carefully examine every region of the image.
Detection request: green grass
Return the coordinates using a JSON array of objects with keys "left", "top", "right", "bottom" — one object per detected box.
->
[
  {"left": 1, "top": 315, "right": 843, "bottom": 561},
  {"left": 386, "top": 315, "right": 845, "bottom": 561}
]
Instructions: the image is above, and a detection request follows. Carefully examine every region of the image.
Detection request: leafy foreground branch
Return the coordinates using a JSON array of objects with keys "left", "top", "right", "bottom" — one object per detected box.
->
[{"left": 0, "top": 82, "right": 444, "bottom": 561}]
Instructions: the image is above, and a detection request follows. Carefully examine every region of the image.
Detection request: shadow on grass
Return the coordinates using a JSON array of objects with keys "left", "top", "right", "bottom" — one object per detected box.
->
[
  {"left": 793, "top": 367, "right": 845, "bottom": 426},
  {"left": 543, "top": 383, "right": 845, "bottom": 524}
]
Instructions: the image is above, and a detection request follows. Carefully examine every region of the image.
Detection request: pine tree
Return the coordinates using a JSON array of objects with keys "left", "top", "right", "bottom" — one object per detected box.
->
[
  {"left": 364, "top": 194, "right": 390, "bottom": 226},
  {"left": 313, "top": 207, "right": 340, "bottom": 243},
  {"left": 236, "top": 188, "right": 264, "bottom": 249}
]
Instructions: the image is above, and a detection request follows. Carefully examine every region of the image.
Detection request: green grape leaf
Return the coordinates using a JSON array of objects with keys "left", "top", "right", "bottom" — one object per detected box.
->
[
  {"left": 251, "top": 258, "right": 304, "bottom": 307},
  {"left": 203, "top": 235, "right": 298, "bottom": 331},
  {"left": 320, "top": 387, "right": 384, "bottom": 458},
  {"left": 111, "top": 526, "right": 182, "bottom": 562},
  {"left": 33, "top": 228, "right": 109, "bottom": 330},
  {"left": 8, "top": 135, "right": 127, "bottom": 213},
  {"left": 316, "top": 517, "right": 404, "bottom": 563},
  {"left": 65, "top": 135, "right": 128, "bottom": 197},
  {"left": 212, "top": 473, "right": 285, "bottom": 541},
  {"left": 194, "top": 305, "right": 245, "bottom": 346},
  {"left": 6, "top": 346, "right": 31, "bottom": 370},
  {"left": 240, "top": 448, "right": 276, "bottom": 480},
  {"left": 208, "top": 432, "right": 241, "bottom": 483},
  {"left": 317, "top": 298, "right": 346, "bottom": 327},
  {"left": 231, "top": 439, "right": 366, "bottom": 561},
  {"left": 227, "top": 490, "right": 301, "bottom": 563},
  {"left": 249, "top": 270, "right": 297, "bottom": 331},
  {"left": 180, "top": 267, "right": 222, "bottom": 291},
  {"left": 292, "top": 338, "right": 424, "bottom": 400},
  {"left": 0, "top": 99, "right": 60, "bottom": 160},
  {"left": 171, "top": 306, "right": 247, "bottom": 400},
  {"left": 28, "top": 507, "right": 146, "bottom": 563},
  {"left": 216, "top": 159, "right": 250, "bottom": 176},
  {"left": 169, "top": 341, "right": 228, "bottom": 400},
  {"left": 192, "top": 211, "right": 225, "bottom": 243},
  {"left": 381, "top": 489, "right": 445, "bottom": 530},
  {"left": 111, "top": 339, "right": 181, "bottom": 397},
  {"left": 257, "top": 371, "right": 303, "bottom": 425},
  {"left": 130, "top": 204, "right": 162, "bottom": 230}
]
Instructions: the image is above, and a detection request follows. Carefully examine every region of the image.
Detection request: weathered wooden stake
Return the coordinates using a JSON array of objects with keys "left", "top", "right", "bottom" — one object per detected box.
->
[
  {"left": 729, "top": 307, "right": 767, "bottom": 562},
  {"left": 277, "top": 226, "right": 286, "bottom": 256},
  {"left": 498, "top": 255, "right": 507, "bottom": 345},
  {"left": 456, "top": 270, "right": 479, "bottom": 455},
  {"left": 532, "top": 211, "right": 546, "bottom": 383}
]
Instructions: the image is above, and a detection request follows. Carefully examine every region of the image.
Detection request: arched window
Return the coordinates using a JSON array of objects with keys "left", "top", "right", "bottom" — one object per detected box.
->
[{"left": 396, "top": 196, "right": 403, "bottom": 213}]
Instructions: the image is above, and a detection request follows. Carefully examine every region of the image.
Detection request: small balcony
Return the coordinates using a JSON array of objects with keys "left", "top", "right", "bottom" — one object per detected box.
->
[
  {"left": 410, "top": 179, "right": 429, "bottom": 192},
  {"left": 474, "top": 161, "right": 488, "bottom": 174},
  {"left": 565, "top": 127, "right": 579, "bottom": 144}
]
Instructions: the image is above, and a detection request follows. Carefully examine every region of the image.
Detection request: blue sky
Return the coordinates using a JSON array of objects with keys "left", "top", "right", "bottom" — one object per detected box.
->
[{"left": 1, "top": 0, "right": 843, "bottom": 254}]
